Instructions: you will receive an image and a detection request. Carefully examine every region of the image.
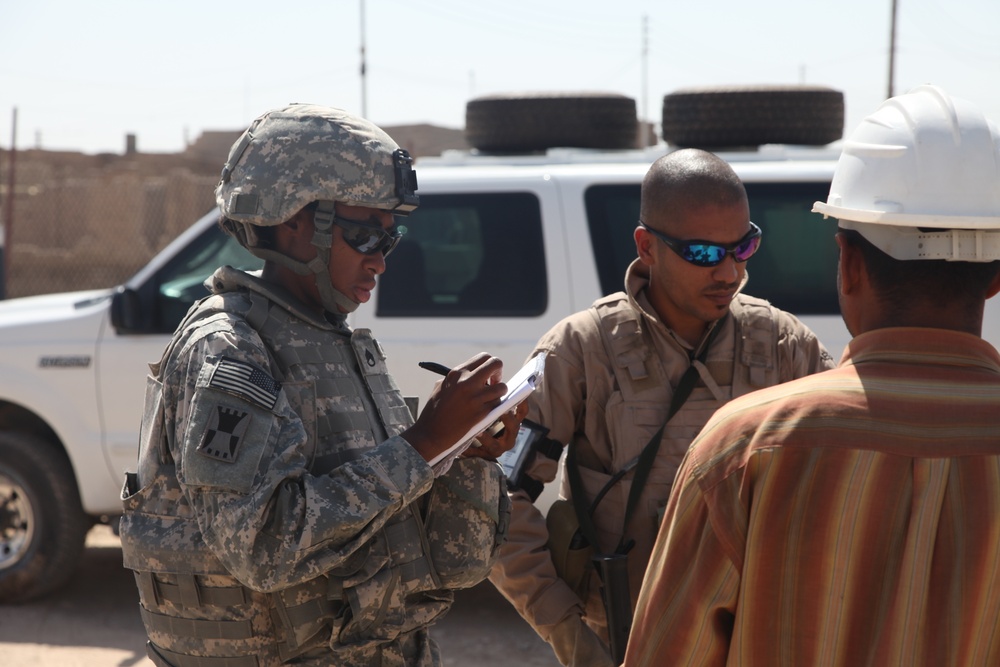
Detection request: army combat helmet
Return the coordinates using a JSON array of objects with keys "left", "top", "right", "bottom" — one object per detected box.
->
[
  {"left": 216, "top": 104, "right": 419, "bottom": 313},
  {"left": 813, "top": 85, "right": 1000, "bottom": 262}
]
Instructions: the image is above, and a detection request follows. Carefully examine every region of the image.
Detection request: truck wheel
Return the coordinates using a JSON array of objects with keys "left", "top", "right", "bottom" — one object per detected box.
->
[
  {"left": 0, "top": 432, "right": 89, "bottom": 602},
  {"left": 465, "top": 92, "right": 639, "bottom": 152},
  {"left": 661, "top": 85, "right": 844, "bottom": 148}
]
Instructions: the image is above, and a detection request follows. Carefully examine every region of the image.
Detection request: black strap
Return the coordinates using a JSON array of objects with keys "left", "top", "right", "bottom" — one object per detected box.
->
[{"left": 567, "top": 319, "right": 724, "bottom": 554}]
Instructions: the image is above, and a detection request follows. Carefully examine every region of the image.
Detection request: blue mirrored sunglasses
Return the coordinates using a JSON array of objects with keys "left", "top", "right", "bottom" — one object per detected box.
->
[
  {"left": 332, "top": 215, "right": 404, "bottom": 257},
  {"left": 640, "top": 221, "right": 762, "bottom": 267}
]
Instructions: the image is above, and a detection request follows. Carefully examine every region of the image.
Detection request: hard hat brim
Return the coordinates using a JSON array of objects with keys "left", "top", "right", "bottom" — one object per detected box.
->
[{"left": 812, "top": 201, "right": 1000, "bottom": 230}]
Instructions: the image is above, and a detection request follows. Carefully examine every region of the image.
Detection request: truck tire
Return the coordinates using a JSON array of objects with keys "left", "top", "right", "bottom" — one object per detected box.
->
[
  {"left": 661, "top": 85, "right": 844, "bottom": 148},
  {"left": 466, "top": 92, "right": 638, "bottom": 152},
  {"left": 0, "top": 432, "right": 90, "bottom": 602}
]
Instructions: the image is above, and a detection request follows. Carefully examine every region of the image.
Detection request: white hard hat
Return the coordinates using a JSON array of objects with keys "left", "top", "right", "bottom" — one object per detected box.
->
[{"left": 813, "top": 85, "right": 1000, "bottom": 261}]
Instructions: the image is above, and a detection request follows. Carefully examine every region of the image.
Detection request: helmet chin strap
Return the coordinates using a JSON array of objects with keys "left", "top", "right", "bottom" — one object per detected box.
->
[
  {"left": 228, "top": 211, "right": 360, "bottom": 314},
  {"left": 310, "top": 201, "right": 361, "bottom": 313},
  {"left": 306, "top": 254, "right": 359, "bottom": 314}
]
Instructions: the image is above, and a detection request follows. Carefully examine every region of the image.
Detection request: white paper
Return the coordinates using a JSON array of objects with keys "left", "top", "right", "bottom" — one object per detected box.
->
[{"left": 429, "top": 352, "right": 546, "bottom": 470}]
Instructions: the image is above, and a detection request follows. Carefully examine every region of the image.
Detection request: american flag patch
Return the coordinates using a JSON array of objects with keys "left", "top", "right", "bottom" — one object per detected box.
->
[{"left": 209, "top": 357, "right": 281, "bottom": 411}]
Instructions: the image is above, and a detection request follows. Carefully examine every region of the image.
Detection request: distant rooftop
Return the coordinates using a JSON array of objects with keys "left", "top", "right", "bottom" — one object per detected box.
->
[{"left": 183, "top": 124, "right": 468, "bottom": 165}]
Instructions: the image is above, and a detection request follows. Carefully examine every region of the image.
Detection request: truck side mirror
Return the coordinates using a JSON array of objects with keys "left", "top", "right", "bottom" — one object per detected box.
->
[{"left": 110, "top": 287, "right": 143, "bottom": 332}]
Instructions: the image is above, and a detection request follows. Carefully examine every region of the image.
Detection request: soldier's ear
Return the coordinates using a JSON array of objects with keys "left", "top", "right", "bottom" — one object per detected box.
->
[
  {"left": 273, "top": 209, "right": 317, "bottom": 260},
  {"left": 635, "top": 226, "right": 657, "bottom": 265}
]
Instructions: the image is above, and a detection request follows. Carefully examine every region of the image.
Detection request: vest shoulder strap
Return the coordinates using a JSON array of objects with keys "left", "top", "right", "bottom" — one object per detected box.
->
[
  {"left": 588, "top": 294, "right": 665, "bottom": 398},
  {"left": 730, "top": 294, "right": 779, "bottom": 388}
]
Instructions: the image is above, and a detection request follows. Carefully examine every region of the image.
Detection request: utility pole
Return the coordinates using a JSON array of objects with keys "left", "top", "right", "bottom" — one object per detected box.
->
[
  {"left": 887, "top": 0, "right": 898, "bottom": 99},
  {"left": 1, "top": 107, "right": 16, "bottom": 299},
  {"left": 641, "top": 14, "right": 649, "bottom": 146},
  {"left": 641, "top": 14, "right": 648, "bottom": 123},
  {"left": 360, "top": 0, "right": 368, "bottom": 118}
]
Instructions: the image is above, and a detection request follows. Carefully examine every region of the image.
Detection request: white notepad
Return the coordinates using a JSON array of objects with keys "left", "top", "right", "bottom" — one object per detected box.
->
[{"left": 429, "top": 352, "right": 547, "bottom": 469}]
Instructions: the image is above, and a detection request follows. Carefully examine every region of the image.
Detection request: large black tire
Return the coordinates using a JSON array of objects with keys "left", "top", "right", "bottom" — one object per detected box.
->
[
  {"left": 0, "top": 432, "right": 90, "bottom": 602},
  {"left": 661, "top": 85, "right": 844, "bottom": 148},
  {"left": 466, "top": 92, "right": 638, "bottom": 153}
]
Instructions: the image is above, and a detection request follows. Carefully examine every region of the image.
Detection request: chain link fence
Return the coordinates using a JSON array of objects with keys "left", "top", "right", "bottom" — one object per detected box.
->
[
  {"left": 0, "top": 149, "right": 219, "bottom": 299},
  {"left": 0, "top": 127, "right": 465, "bottom": 300}
]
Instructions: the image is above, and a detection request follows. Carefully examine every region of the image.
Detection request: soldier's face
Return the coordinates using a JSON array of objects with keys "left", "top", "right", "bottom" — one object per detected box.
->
[
  {"left": 327, "top": 203, "right": 394, "bottom": 308},
  {"left": 638, "top": 200, "right": 751, "bottom": 344}
]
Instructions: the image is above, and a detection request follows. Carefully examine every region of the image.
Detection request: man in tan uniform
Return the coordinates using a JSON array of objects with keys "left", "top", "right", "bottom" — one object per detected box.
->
[{"left": 489, "top": 148, "right": 835, "bottom": 666}]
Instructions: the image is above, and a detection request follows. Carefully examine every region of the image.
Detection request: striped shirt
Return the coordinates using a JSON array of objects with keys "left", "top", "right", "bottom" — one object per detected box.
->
[{"left": 625, "top": 328, "right": 1000, "bottom": 667}]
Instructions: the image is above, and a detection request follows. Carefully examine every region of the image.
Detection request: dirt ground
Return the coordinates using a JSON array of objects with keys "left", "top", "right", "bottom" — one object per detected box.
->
[{"left": 0, "top": 525, "right": 560, "bottom": 667}]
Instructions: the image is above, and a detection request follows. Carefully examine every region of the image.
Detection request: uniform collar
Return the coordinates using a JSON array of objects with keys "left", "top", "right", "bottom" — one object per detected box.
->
[
  {"left": 623, "top": 258, "right": 745, "bottom": 356},
  {"left": 206, "top": 265, "right": 351, "bottom": 333}
]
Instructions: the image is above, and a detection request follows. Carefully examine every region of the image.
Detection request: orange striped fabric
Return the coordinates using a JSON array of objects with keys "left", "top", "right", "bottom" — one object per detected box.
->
[{"left": 625, "top": 328, "right": 1000, "bottom": 667}]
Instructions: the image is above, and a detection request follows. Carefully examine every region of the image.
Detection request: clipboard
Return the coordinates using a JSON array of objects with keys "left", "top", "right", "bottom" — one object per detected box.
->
[{"left": 428, "top": 352, "right": 546, "bottom": 468}]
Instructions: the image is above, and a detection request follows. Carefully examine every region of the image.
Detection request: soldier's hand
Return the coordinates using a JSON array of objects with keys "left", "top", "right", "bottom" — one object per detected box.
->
[
  {"left": 462, "top": 398, "right": 529, "bottom": 460},
  {"left": 402, "top": 352, "right": 506, "bottom": 462}
]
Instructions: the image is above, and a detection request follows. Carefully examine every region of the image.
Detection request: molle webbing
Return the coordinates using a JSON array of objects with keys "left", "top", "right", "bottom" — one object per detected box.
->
[
  {"left": 135, "top": 571, "right": 247, "bottom": 609},
  {"left": 732, "top": 296, "right": 778, "bottom": 388},
  {"left": 137, "top": 570, "right": 343, "bottom": 662},
  {"left": 147, "top": 642, "right": 260, "bottom": 667},
  {"left": 141, "top": 607, "right": 253, "bottom": 641},
  {"left": 591, "top": 295, "right": 666, "bottom": 399}
]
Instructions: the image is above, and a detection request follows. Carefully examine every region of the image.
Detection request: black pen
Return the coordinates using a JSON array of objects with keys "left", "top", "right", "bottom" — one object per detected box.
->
[
  {"left": 418, "top": 361, "right": 452, "bottom": 376},
  {"left": 418, "top": 360, "right": 506, "bottom": 437}
]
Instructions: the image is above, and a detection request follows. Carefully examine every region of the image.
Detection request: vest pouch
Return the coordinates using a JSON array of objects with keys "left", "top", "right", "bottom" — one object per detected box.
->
[
  {"left": 136, "top": 374, "right": 169, "bottom": 486},
  {"left": 340, "top": 565, "right": 405, "bottom": 646},
  {"left": 545, "top": 498, "right": 593, "bottom": 600},
  {"left": 423, "top": 457, "right": 509, "bottom": 589}
]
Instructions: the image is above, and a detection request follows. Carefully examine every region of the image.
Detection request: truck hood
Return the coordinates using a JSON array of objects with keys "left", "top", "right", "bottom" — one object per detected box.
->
[{"left": 0, "top": 289, "right": 113, "bottom": 338}]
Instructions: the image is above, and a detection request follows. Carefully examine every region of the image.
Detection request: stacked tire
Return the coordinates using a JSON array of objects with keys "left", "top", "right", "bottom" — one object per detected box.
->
[
  {"left": 465, "top": 92, "right": 639, "bottom": 152},
  {"left": 463, "top": 85, "right": 844, "bottom": 153},
  {"left": 661, "top": 85, "right": 844, "bottom": 148}
]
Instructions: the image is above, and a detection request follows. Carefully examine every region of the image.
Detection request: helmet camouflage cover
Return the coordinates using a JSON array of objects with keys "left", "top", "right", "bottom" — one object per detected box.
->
[{"left": 216, "top": 103, "right": 418, "bottom": 227}]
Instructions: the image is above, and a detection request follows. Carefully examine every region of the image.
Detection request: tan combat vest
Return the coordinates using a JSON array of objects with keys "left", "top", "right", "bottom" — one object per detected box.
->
[
  {"left": 569, "top": 292, "right": 779, "bottom": 631},
  {"left": 121, "top": 268, "right": 507, "bottom": 667}
]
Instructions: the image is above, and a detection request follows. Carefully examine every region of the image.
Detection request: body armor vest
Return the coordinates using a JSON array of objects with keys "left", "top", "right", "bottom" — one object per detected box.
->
[
  {"left": 568, "top": 292, "right": 779, "bottom": 632},
  {"left": 121, "top": 267, "right": 506, "bottom": 667}
]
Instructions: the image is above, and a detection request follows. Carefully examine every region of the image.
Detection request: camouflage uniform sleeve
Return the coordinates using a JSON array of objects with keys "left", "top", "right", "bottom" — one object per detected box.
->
[
  {"left": 165, "top": 326, "right": 434, "bottom": 592},
  {"left": 489, "top": 312, "right": 596, "bottom": 637},
  {"left": 774, "top": 307, "right": 838, "bottom": 380}
]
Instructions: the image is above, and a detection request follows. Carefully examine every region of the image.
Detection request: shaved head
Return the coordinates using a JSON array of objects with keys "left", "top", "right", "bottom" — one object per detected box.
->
[{"left": 640, "top": 149, "right": 748, "bottom": 228}]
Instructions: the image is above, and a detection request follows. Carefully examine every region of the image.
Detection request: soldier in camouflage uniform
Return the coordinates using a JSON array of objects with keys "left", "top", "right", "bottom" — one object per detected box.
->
[{"left": 120, "top": 104, "right": 523, "bottom": 667}]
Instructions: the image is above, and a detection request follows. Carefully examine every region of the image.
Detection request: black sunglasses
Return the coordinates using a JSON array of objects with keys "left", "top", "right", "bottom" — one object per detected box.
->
[
  {"left": 332, "top": 215, "right": 404, "bottom": 257},
  {"left": 639, "top": 221, "right": 762, "bottom": 267}
]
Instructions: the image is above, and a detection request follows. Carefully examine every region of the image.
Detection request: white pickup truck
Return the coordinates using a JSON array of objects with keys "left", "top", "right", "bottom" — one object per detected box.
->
[{"left": 4, "top": 88, "right": 991, "bottom": 602}]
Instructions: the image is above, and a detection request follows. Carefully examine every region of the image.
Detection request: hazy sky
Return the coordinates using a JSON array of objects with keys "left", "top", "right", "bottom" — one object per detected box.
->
[{"left": 2, "top": 0, "right": 998, "bottom": 155}]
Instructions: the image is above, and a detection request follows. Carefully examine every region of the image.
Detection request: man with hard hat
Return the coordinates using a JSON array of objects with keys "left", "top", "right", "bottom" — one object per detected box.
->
[
  {"left": 623, "top": 85, "right": 1000, "bottom": 666},
  {"left": 119, "top": 105, "right": 525, "bottom": 667}
]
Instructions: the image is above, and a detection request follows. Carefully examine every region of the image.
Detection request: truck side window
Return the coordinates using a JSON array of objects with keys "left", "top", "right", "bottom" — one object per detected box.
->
[
  {"left": 377, "top": 193, "right": 547, "bottom": 317},
  {"left": 154, "top": 221, "right": 262, "bottom": 332},
  {"left": 583, "top": 184, "right": 642, "bottom": 296},
  {"left": 740, "top": 182, "right": 839, "bottom": 315},
  {"left": 584, "top": 182, "right": 840, "bottom": 315}
]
